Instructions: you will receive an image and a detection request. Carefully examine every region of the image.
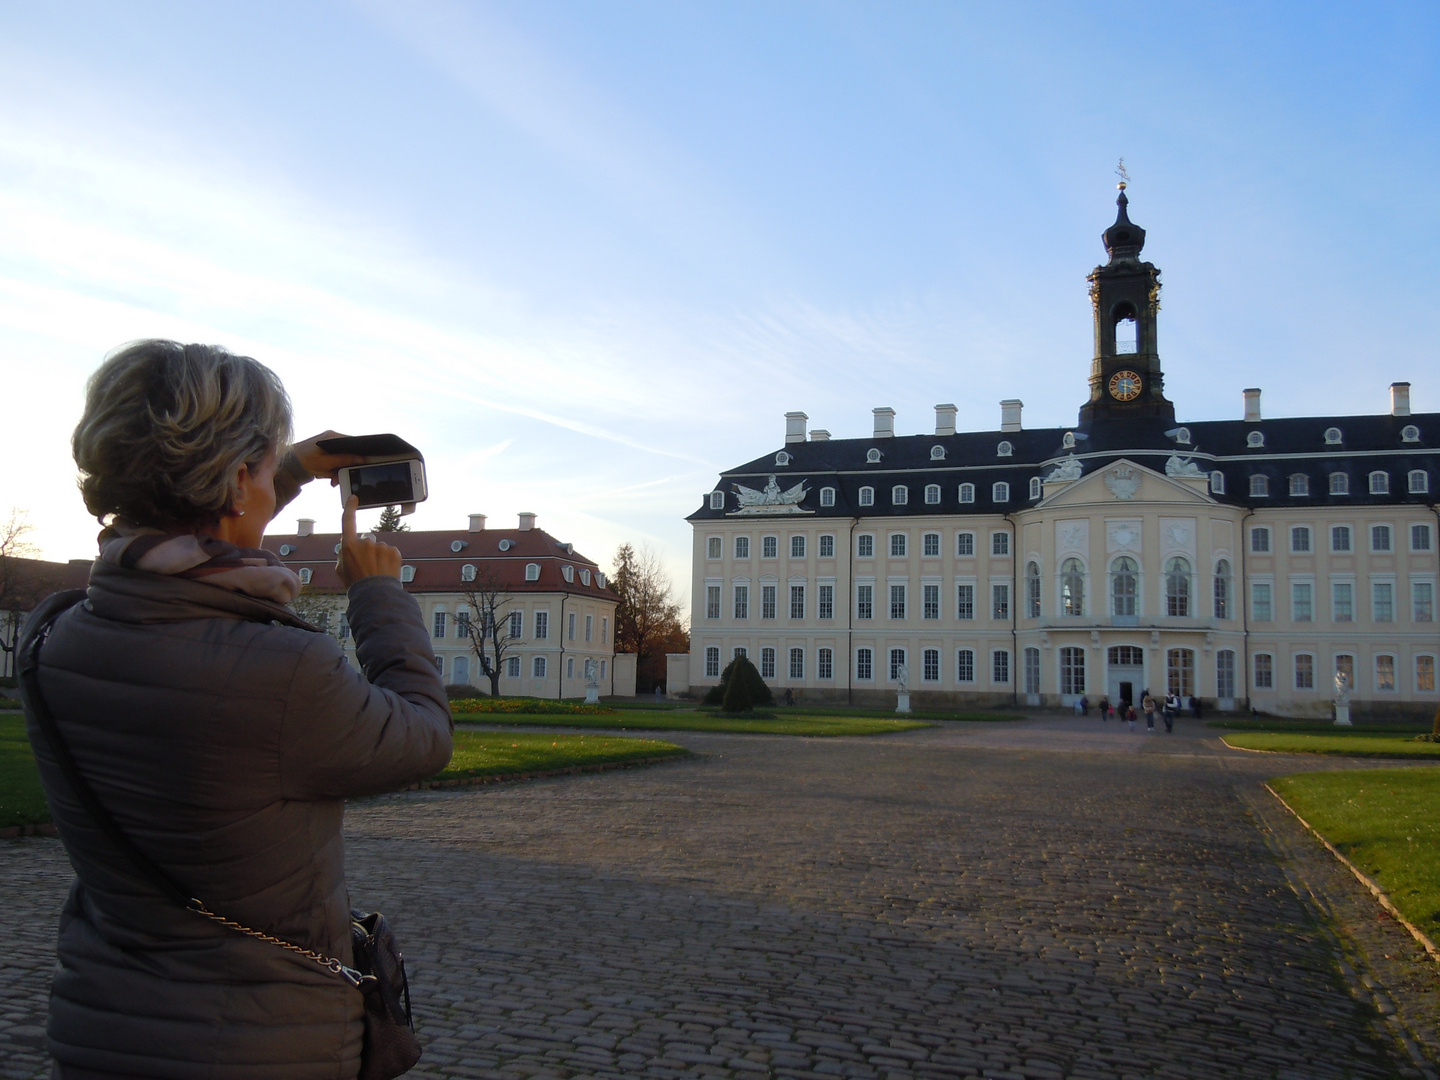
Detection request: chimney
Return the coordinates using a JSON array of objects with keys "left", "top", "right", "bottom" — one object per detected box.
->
[
  {"left": 1391, "top": 382, "right": 1412, "bottom": 417},
  {"left": 297, "top": 518, "right": 314, "bottom": 537},
  {"left": 934, "top": 403, "right": 957, "bottom": 436},
  {"left": 518, "top": 512, "right": 536, "bottom": 532},
  {"left": 873, "top": 407, "right": 895, "bottom": 438},
  {"left": 1000, "top": 399, "right": 1023, "bottom": 432},
  {"left": 809, "top": 429, "right": 830, "bottom": 442},
  {"left": 1243, "top": 388, "right": 1262, "bottom": 423},
  {"left": 784, "top": 411, "right": 808, "bottom": 444},
  {"left": 468, "top": 514, "right": 487, "bottom": 532}
]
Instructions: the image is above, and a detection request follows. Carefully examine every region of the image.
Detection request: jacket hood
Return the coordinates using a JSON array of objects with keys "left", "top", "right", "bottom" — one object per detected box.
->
[{"left": 83, "top": 559, "right": 318, "bottom": 631}]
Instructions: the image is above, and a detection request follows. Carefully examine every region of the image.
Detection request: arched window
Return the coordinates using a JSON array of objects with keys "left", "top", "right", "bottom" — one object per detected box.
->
[
  {"left": 992, "top": 482, "right": 1010, "bottom": 502},
  {"left": 858, "top": 486, "right": 874, "bottom": 506},
  {"left": 924, "top": 484, "right": 941, "bottom": 504},
  {"left": 1029, "top": 477, "right": 1042, "bottom": 499},
  {"left": 533, "top": 656, "right": 548, "bottom": 678},
  {"left": 461, "top": 563, "right": 476, "bottom": 581},
  {"left": 1324, "top": 427, "right": 1343, "bottom": 445},
  {"left": 1330, "top": 472, "right": 1349, "bottom": 495},
  {"left": 1288, "top": 473, "right": 1309, "bottom": 496},
  {"left": 1410, "top": 470, "right": 1430, "bottom": 494},
  {"left": 1061, "top": 558, "right": 1085, "bottom": 616},
  {"left": 400, "top": 565, "right": 415, "bottom": 583},
  {"left": 1025, "top": 561, "right": 1041, "bottom": 618},
  {"left": 891, "top": 485, "right": 908, "bottom": 505},
  {"left": 1369, "top": 470, "right": 1389, "bottom": 494},
  {"left": 1249, "top": 474, "right": 1268, "bottom": 497},
  {"left": 1165, "top": 557, "right": 1191, "bottom": 617},
  {"left": 996, "top": 441, "right": 1013, "bottom": 457},
  {"left": 524, "top": 563, "right": 540, "bottom": 581},
  {"left": 298, "top": 567, "right": 312, "bottom": 585},
  {"left": 1111, "top": 557, "right": 1138, "bottom": 617},
  {"left": 1114, "top": 313, "right": 1138, "bottom": 354},
  {"left": 930, "top": 445, "right": 946, "bottom": 460},
  {"left": 1213, "top": 559, "right": 1231, "bottom": 619},
  {"left": 958, "top": 483, "right": 975, "bottom": 503},
  {"left": 1210, "top": 471, "right": 1225, "bottom": 494}
]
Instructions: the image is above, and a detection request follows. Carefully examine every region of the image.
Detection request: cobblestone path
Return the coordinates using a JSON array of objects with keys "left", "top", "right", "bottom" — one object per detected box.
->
[{"left": 3, "top": 718, "right": 1436, "bottom": 1079}]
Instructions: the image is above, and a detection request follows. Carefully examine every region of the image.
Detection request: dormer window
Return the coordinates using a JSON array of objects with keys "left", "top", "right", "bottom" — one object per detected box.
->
[
  {"left": 1401, "top": 425, "right": 1420, "bottom": 443},
  {"left": 709, "top": 491, "right": 724, "bottom": 510},
  {"left": 891, "top": 485, "right": 908, "bottom": 505},
  {"left": 400, "top": 565, "right": 416, "bottom": 583},
  {"left": 930, "top": 445, "right": 946, "bottom": 460},
  {"left": 1173, "top": 427, "right": 1191, "bottom": 445},
  {"left": 1249, "top": 475, "right": 1268, "bottom": 497},
  {"left": 1330, "top": 472, "right": 1349, "bottom": 495},
  {"left": 1029, "top": 477, "right": 1042, "bottom": 499},
  {"left": 820, "top": 486, "right": 836, "bottom": 507},
  {"left": 451, "top": 540, "right": 468, "bottom": 552},
  {"left": 279, "top": 544, "right": 295, "bottom": 556},
  {"left": 298, "top": 568, "right": 312, "bottom": 585},
  {"left": 1410, "top": 470, "right": 1430, "bottom": 494},
  {"left": 997, "top": 441, "right": 1013, "bottom": 457},
  {"left": 580, "top": 569, "right": 591, "bottom": 585},
  {"left": 775, "top": 451, "right": 791, "bottom": 466},
  {"left": 1062, "top": 432, "right": 1076, "bottom": 449},
  {"left": 524, "top": 563, "right": 540, "bottom": 581},
  {"left": 461, "top": 564, "right": 476, "bottom": 582},
  {"left": 1210, "top": 471, "right": 1225, "bottom": 494},
  {"left": 1246, "top": 431, "right": 1265, "bottom": 448},
  {"left": 498, "top": 539, "right": 514, "bottom": 551},
  {"left": 866, "top": 448, "right": 882, "bottom": 463},
  {"left": 562, "top": 565, "right": 574, "bottom": 583},
  {"left": 992, "top": 482, "right": 1010, "bottom": 502},
  {"left": 858, "top": 486, "right": 874, "bottom": 506},
  {"left": 958, "top": 483, "right": 975, "bottom": 504},
  {"left": 1324, "top": 427, "right": 1342, "bottom": 445},
  {"left": 1288, "top": 473, "right": 1309, "bottom": 497},
  {"left": 1369, "top": 471, "right": 1389, "bottom": 495},
  {"left": 924, "top": 484, "right": 940, "bottom": 505}
]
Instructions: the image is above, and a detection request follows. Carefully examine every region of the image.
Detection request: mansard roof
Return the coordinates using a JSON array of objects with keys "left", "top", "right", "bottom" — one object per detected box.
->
[{"left": 689, "top": 411, "right": 1438, "bottom": 521}]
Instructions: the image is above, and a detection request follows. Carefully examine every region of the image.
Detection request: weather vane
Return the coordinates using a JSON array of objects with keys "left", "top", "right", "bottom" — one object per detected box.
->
[{"left": 1116, "top": 157, "right": 1130, "bottom": 191}]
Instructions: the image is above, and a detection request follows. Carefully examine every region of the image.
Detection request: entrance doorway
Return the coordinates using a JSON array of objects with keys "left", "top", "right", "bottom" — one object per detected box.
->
[{"left": 1107, "top": 645, "right": 1145, "bottom": 709}]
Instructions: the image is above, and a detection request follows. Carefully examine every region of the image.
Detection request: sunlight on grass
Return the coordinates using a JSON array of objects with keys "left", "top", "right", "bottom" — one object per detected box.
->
[{"left": 1223, "top": 732, "right": 1440, "bottom": 758}]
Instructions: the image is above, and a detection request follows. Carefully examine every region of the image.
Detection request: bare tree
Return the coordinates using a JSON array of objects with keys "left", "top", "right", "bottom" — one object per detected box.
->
[
  {"left": 611, "top": 543, "right": 686, "bottom": 693},
  {"left": 0, "top": 510, "right": 42, "bottom": 678},
  {"left": 291, "top": 585, "right": 349, "bottom": 646},
  {"left": 458, "top": 565, "right": 519, "bottom": 698}
]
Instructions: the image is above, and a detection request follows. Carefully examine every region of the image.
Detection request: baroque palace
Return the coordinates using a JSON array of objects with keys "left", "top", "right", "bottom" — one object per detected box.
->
[{"left": 682, "top": 190, "right": 1438, "bottom": 717}]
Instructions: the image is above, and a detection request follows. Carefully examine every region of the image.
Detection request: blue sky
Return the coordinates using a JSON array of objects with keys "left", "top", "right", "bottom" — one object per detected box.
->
[{"left": 2, "top": 1, "right": 1437, "bottom": 612}]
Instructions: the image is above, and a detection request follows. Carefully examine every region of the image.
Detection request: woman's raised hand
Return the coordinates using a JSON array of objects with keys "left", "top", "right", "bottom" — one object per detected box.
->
[
  {"left": 337, "top": 496, "right": 403, "bottom": 585},
  {"left": 291, "top": 430, "right": 365, "bottom": 484}
]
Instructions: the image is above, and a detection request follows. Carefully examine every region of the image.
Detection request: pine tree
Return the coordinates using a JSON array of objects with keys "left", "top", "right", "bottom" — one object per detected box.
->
[{"left": 375, "top": 505, "right": 410, "bottom": 532}]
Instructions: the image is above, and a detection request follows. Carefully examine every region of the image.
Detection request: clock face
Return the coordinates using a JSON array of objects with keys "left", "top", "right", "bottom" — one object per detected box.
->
[{"left": 1109, "top": 370, "right": 1142, "bottom": 401}]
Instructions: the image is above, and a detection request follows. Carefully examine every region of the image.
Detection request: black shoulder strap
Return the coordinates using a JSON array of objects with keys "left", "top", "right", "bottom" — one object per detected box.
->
[{"left": 19, "top": 598, "right": 199, "bottom": 912}]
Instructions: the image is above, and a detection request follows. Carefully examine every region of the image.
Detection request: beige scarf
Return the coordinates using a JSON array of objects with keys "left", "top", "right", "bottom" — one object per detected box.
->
[{"left": 98, "top": 522, "right": 302, "bottom": 605}]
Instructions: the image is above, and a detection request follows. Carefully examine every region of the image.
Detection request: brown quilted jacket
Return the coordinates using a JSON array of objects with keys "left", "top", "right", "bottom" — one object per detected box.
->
[{"left": 20, "top": 560, "right": 453, "bottom": 1079}]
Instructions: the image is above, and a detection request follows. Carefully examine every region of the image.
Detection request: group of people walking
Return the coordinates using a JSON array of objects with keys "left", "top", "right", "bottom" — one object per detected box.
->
[{"left": 1090, "top": 691, "right": 1196, "bottom": 733}]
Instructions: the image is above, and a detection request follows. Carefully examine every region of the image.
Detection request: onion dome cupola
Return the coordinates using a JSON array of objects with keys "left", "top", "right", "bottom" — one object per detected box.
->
[{"left": 1079, "top": 183, "right": 1175, "bottom": 426}]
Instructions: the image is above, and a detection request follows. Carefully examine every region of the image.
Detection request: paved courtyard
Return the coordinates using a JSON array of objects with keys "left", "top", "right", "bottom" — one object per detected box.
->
[{"left": 3, "top": 716, "right": 1438, "bottom": 1079}]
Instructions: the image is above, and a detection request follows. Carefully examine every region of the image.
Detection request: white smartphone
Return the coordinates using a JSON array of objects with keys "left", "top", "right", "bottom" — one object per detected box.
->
[{"left": 337, "top": 458, "right": 428, "bottom": 510}]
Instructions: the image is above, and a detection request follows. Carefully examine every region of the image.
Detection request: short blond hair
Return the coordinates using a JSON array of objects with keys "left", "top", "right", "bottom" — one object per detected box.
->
[{"left": 73, "top": 340, "right": 293, "bottom": 529}]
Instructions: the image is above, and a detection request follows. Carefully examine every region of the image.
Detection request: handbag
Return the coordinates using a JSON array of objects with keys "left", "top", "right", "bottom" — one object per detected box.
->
[{"left": 19, "top": 598, "right": 421, "bottom": 1080}]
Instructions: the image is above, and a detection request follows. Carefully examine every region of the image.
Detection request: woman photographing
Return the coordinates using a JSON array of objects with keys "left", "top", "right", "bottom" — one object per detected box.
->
[{"left": 19, "top": 340, "right": 452, "bottom": 1079}]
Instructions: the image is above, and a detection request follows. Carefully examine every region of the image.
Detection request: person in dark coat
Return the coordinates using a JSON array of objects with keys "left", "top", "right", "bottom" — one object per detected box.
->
[{"left": 20, "top": 340, "right": 453, "bottom": 1080}]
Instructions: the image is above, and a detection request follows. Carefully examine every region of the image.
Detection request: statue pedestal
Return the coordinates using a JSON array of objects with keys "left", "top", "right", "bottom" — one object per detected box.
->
[
  {"left": 896, "top": 692, "right": 911, "bottom": 714},
  {"left": 584, "top": 684, "right": 600, "bottom": 705},
  {"left": 1334, "top": 702, "right": 1352, "bottom": 726}
]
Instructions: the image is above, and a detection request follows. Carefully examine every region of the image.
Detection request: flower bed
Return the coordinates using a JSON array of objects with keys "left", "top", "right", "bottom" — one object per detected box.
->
[{"left": 450, "top": 698, "right": 616, "bottom": 716}]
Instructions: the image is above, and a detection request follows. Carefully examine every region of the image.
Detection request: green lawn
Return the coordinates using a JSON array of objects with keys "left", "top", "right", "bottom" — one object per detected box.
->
[
  {"left": 0, "top": 714, "right": 50, "bottom": 828},
  {"left": 1222, "top": 732, "right": 1440, "bottom": 758},
  {"left": 456, "top": 709, "right": 932, "bottom": 737},
  {"left": 0, "top": 715, "right": 688, "bottom": 828},
  {"left": 438, "top": 730, "right": 688, "bottom": 780},
  {"left": 1270, "top": 768, "right": 1440, "bottom": 943}
]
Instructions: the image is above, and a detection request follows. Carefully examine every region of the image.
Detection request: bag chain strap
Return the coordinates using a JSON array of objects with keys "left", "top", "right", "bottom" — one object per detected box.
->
[{"left": 188, "top": 899, "right": 367, "bottom": 987}]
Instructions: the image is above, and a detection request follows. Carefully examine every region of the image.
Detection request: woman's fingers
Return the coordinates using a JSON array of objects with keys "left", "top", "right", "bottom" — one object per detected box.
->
[
  {"left": 336, "top": 496, "right": 402, "bottom": 585},
  {"left": 293, "top": 430, "right": 365, "bottom": 481}
]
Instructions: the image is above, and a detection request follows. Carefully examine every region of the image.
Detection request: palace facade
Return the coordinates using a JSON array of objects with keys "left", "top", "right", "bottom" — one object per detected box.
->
[{"left": 682, "top": 191, "right": 1438, "bottom": 717}]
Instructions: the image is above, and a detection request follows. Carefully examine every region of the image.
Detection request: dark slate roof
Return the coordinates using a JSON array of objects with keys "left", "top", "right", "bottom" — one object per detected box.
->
[{"left": 688, "top": 412, "right": 1438, "bottom": 520}]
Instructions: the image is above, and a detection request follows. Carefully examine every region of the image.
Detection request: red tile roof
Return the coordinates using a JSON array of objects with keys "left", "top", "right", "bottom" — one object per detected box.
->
[{"left": 261, "top": 527, "right": 613, "bottom": 599}]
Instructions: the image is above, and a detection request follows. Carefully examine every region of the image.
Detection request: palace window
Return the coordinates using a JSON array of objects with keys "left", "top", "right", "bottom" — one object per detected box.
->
[
  {"left": 705, "top": 586, "right": 720, "bottom": 620},
  {"left": 761, "top": 647, "right": 776, "bottom": 679},
  {"left": 958, "top": 483, "right": 975, "bottom": 504},
  {"left": 892, "top": 486, "right": 908, "bottom": 506},
  {"left": 867, "top": 448, "right": 883, "bottom": 463},
  {"left": 1371, "top": 525, "right": 1392, "bottom": 552},
  {"left": 1251, "top": 527, "right": 1270, "bottom": 553},
  {"left": 789, "top": 585, "right": 805, "bottom": 619},
  {"left": 856, "top": 584, "right": 873, "bottom": 620},
  {"left": 930, "top": 445, "right": 946, "bottom": 460},
  {"left": 433, "top": 611, "right": 447, "bottom": 639},
  {"left": 524, "top": 563, "right": 540, "bottom": 581},
  {"left": 1414, "top": 524, "right": 1434, "bottom": 551},
  {"left": 819, "top": 534, "right": 835, "bottom": 558},
  {"left": 761, "top": 585, "right": 777, "bottom": 620},
  {"left": 534, "top": 611, "right": 549, "bottom": 639},
  {"left": 1411, "top": 470, "right": 1431, "bottom": 494},
  {"left": 889, "top": 648, "right": 907, "bottom": 681},
  {"left": 1216, "top": 650, "right": 1236, "bottom": 699},
  {"left": 533, "top": 656, "right": 547, "bottom": 679},
  {"left": 735, "top": 536, "right": 750, "bottom": 558},
  {"left": 789, "top": 648, "right": 804, "bottom": 680},
  {"left": 1210, "top": 471, "right": 1225, "bottom": 494},
  {"left": 890, "top": 584, "right": 906, "bottom": 620},
  {"left": 1291, "top": 526, "right": 1311, "bottom": 552},
  {"left": 992, "top": 482, "right": 1010, "bottom": 502},
  {"left": 997, "top": 441, "right": 1013, "bottom": 457},
  {"left": 1370, "top": 471, "right": 1390, "bottom": 495},
  {"left": 1060, "top": 647, "right": 1085, "bottom": 695},
  {"left": 1165, "top": 557, "right": 1191, "bottom": 617},
  {"left": 857, "top": 534, "right": 874, "bottom": 558},
  {"left": 1376, "top": 655, "right": 1396, "bottom": 692},
  {"left": 1025, "top": 561, "right": 1041, "bottom": 618},
  {"left": 1292, "top": 582, "right": 1312, "bottom": 622},
  {"left": 1415, "top": 582, "right": 1434, "bottom": 623},
  {"left": 992, "top": 532, "right": 1009, "bottom": 556},
  {"left": 1251, "top": 583, "right": 1272, "bottom": 622},
  {"left": 1253, "top": 653, "right": 1273, "bottom": 689},
  {"left": 1332, "top": 582, "right": 1353, "bottom": 621},
  {"left": 710, "top": 491, "right": 724, "bottom": 510},
  {"left": 956, "top": 584, "right": 975, "bottom": 620},
  {"left": 1061, "top": 558, "right": 1085, "bottom": 616},
  {"left": 733, "top": 585, "right": 749, "bottom": 620},
  {"left": 858, "top": 486, "right": 875, "bottom": 506},
  {"left": 992, "top": 583, "right": 1009, "bottom": 620},
  {"left": 508, "top": 611, "right": 523, "bottom": 638},
  {"left": 461, "top": 563, "right": 476, "bottom": 582},
  {"left": 1024, "top": 648, "right": 1041, "bottom": 695},
  {"left": 1249, "top": 474, "right": 1268, "bottom": 497},
  {"left": 1373, "top": 582, "right": 1394, "bottom": 622},
  {"left": 1112, "top": 557, "right": 1138, "bottom": 617},
  {"left": 762, "top": 535, "right": 778, "bottom": 558},
  {"left": 506, "top": 656, "right": 521, "bottom": 678},
  {"left": 1324, "top": 427, "right": 1343, "bottom": 445},
  {"left": 923, "top": 532, "right": 940, "bottom": 557},
  {"left": 1417, "top": 656, "right": 1436, "bottom": 693},
  {"left": 956, "top": 649, "right": 975, "bottom": 683},
  {"left": 1331, "top": 525, "right": 1351, "bottom": 552},
  {"left": 957, "top": 532, "right": 975, "bottom": 557},
  {"left": 820, "top": 487, "right": 835, "bottom": 507},
  {"left": 924, "top": 484, "right": 941, "bottom": 505},
  {"left": 818, "top": 584, "right": 834, "bottom": 620},
  {"left": 923, "top": 583, "right": 940, "bottom": 620},
  {"left": 890, "top": 533, "right": 907, "bottom": 557},
  {"left": 1029, "top": 477, "right": 1042, "bottom": 499},
  {"left": 400, "top": 565, "right": 415, "bottom": 583},
  {"left": 1213, "top": 559, "right": 1231, "bottom": 619},
  {"left": 1402, "top": 425, "right": 1421, "bottom": 443},
  {"left": 1330, "top": 472, "right": 1349, "bottom": 495},
  {"left": 923, "top": 649, "right": 940, "bottom": 682},
  {"left": 1289, "top": 473, "right": 1309, "bottom": 496},
  {"left": 705, "top": 647, "right": 720, "bottom": 678},
  {"left": 817, "top": 648, "right": 833, "bottom": 680},
  {"left": 791, "top": 535, "right": 805, "bottom": 558},
  {"left": 855, "top": 648, "right": 873, "bottom": 681},
  {"left": 992, "top": 650, "right": 1010, "bottom": 684}
]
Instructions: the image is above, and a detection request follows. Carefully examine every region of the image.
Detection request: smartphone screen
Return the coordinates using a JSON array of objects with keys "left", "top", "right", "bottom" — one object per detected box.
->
[{"left": 347, "top": 462, "right": 416, "bottom": 506}]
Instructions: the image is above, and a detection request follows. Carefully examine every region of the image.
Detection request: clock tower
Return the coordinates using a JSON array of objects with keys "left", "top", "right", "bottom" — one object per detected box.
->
[{"left": 1078, "top": 186, "right": 1175, "bottom": 425}]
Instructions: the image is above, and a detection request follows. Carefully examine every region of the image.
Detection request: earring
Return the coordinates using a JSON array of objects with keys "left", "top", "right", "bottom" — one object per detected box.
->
[{"left": 237, "top": 510, "right": 246, "bottom": 517}]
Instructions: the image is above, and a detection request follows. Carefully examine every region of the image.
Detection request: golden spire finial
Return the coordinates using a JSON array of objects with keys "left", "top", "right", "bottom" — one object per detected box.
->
[{"left": 1115, "top": 157, "right": 1130, "bottom": 191}]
